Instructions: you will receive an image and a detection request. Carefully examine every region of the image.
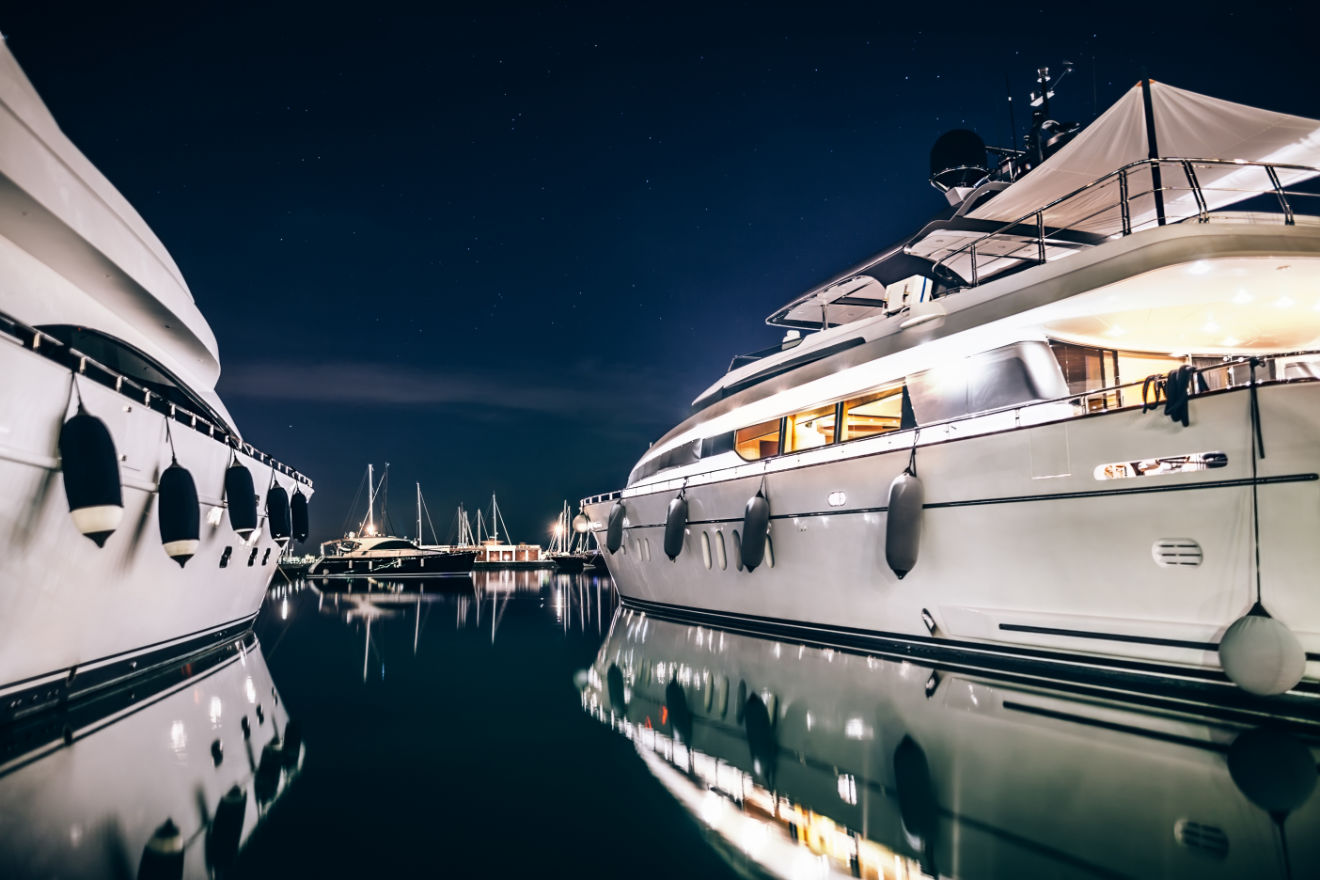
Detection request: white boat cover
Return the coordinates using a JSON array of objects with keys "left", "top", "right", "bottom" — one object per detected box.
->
[
  {"left": 776, "top": 82, "right": 1320, "bottom": 327},
  {"left": 964, "top": 80, "right": 1320, "bottom": 231}
]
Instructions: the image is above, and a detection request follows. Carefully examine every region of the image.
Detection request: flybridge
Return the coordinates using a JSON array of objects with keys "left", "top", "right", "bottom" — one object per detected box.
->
[{"left": 766, "top": 80, "right": 1320, "bottom": 337}]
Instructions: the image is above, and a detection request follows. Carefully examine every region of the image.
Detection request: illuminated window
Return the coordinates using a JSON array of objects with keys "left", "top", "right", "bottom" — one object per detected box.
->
[
  {"left": 735, "top": 419, "right": 781, "bottom": 460},
  {"left": 785, "top": 405, "right": 836, "bottom": 452},
  {"left": 841, "top": 385, "right": 906, "bottom": 441}
]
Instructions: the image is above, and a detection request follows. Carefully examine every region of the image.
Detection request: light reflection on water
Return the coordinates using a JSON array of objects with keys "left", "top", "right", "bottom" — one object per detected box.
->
[{"left": 2, "top": 571, "right": 1316, "bottom": 878}]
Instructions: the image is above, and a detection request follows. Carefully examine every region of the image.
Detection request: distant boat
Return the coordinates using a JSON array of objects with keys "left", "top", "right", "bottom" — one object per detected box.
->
[
  {"left": 545, "top": 500, "right": 591, "bottom": 573},
  {"left": 308, "top": 465, "right": 475, "bottom": 577},
  {"left": 430, "top": 495, "right": 554, "bottom": 570}
]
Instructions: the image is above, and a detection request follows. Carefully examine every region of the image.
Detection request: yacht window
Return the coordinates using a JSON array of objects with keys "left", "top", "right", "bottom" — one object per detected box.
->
[
  {"left": 371, "top": 540, "right": 418, "bottom": 551},
  {"left": 735, "top": 419, "right": 782, "bottom": 460},
  {"left": 1115, "top": 352, "right": 1189, "bottom": 406},
  {"left": 907, "top": 341, "right": 1069, "bottom": 425},
  {"left": 37, "top": 324, "right": 226, "bottom": 427},
  {"left": 1050, "top": 341, "right": 1119, "bottom": 411},
  {"left": 841, "top": 385, "right": 910, "bottom": 441},
  {"left": 785, "top": 405, "right": 837, "bottom": 452}
]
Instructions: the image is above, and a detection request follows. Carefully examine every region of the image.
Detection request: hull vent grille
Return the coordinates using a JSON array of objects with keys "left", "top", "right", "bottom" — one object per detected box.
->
[
  {"left": 1153, "top": 539, "right": 1203, "bottom": 567},
  {"left": 1174, "top": 819, "right": 1229, "bottom": 858}
]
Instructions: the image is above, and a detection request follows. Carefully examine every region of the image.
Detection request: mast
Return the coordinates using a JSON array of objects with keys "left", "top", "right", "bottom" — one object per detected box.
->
[
  {"left": 490, "top": 493, "right": 499, "bottom": 542},
  {"left": 416, "top": 482, "right": 422, "bottom": 544},
  {"left": 366, "top": 463, "right": 375, "bottom": 536}
]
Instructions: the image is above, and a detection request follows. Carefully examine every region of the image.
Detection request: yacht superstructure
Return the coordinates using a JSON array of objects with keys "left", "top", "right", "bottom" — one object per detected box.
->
[
  {"left": 582, "top": 76, "right": 1320, "bottom": 697},
  {"left": 0, "top": 39, "right": 312, "bottom": 717}
]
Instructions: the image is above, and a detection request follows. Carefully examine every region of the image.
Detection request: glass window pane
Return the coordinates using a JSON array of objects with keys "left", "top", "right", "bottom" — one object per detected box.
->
[
  {"left": 842, "top": 386, "right": 904, "bottom": 441},
  {"left": 735, "top": 419, "right": 781, "bottom": 460},
  {"left": 786, "top": 405, "right": 836, "bottom": 452}
]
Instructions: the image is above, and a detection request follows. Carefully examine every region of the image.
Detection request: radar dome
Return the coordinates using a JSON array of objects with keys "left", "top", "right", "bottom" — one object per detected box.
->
[{"left": 929, "top": 129, "right": 988, "bottom": 192}]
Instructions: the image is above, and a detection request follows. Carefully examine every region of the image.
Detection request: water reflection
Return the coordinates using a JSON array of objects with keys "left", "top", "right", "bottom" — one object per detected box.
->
[
  {"left": 268, "top": 570, "right": 617, "bottom": 683},
  {"left": 581, "top": 609, "right": 1320, "bottom": 879},
  {"left": 0, "top": 635, "right": 299, "bottom": 878}
]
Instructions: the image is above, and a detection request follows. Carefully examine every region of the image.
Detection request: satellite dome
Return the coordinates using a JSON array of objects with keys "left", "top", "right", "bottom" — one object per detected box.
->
[{"left": 929, "top": 129, "right": 988, "bottom": 192}]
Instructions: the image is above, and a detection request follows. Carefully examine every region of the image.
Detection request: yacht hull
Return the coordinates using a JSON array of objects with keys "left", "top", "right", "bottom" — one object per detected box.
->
[
  {"left": 0, "top": 340, "right": 311, "bottom": 717},
  {"left": 586, "top": 380, "right": 1320, "bottom": 689},
  {"left": 308, "top": 550, "right": 477, "bottom": 576}
]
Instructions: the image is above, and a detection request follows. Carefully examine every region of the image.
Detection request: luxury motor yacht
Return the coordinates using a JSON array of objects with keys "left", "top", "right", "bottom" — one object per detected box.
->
[
  {"left": 580, "top": 611, "right": 1318, "bottom": 879},
  {"left": 0, "top": 40, "right": 312, "bottom": 719},
  {"left": 308, "top": 534, "right": 477, "bottom": 577},
  {"left": 308, "top": 466, "right": 476, "bottom": 576},
  {"left": 582, "top": 72, "right": 1320, "bottom": 697}
]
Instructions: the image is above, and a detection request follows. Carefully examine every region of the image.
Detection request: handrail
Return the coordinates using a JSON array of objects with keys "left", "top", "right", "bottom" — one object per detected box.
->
[
  {"left": 926, "top": 157, "right": 1320, "bottom": 290},
  {"left": 0, "top": 309, "right": 312, "bottom": 487}
]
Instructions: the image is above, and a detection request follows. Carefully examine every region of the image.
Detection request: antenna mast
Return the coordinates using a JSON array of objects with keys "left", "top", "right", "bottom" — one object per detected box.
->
[{"left": 366, "top": 463, "right": 375, "bottom": 536}]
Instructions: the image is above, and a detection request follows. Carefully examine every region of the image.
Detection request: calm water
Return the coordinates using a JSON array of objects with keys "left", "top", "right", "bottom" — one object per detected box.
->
[{"left": 2, "top": 570, "right": 1317, "bottom": 878}]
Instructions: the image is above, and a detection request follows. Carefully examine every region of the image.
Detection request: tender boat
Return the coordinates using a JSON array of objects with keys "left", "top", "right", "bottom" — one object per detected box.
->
[
  {"left": 0, "top": 39, "right": 312, "bottom": 720},
  {"left": 580, "top": 611, "right": 1319, "bottom": 879},
  {"left": 582, "top": 72, "right": 1320, "bottom": 697}
]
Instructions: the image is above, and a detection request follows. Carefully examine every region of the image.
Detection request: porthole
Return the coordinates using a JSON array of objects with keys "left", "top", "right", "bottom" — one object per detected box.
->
[
  {"left": 714, "top": 531, "right": 727, "bottom": 570},
  {"left": 732, "top": 530, "right": 743, "bottom": 571},
  {"left": 701, "top": 532, "right": 712, "bottom": 570}
]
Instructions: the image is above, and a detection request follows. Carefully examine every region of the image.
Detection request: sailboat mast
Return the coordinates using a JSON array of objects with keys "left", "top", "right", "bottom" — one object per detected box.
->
[
  {"left": 366, "top": 463, "right": 375, "bottom": 536},
  {"left": 490, "top": 493, "right": 499, "bottom": 542},
  {"left": 416, "top": 482, "right": 422, "bottom": 544}
]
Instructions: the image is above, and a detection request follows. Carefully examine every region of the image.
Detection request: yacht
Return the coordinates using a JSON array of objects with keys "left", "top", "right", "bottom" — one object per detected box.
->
[
  {"left": 581, "top": 72, "right": 1320, "bottom": 697},
  {"left": 309, "top": 534, "right": 476, "bottom": 576},
  {"left": 308, "top": 466, "right": 476, "bottom": 576},
  {"left": 580, "top": 611, "right": 1318, "bottom": 879},
  {"left": 0, "top": 40, "right": 312, "bottom": 719}
]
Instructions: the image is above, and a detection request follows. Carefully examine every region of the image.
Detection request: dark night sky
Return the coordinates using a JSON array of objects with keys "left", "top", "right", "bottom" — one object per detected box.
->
[{"left": 5, "top": 3, "right": 1316, "bottom": 544}]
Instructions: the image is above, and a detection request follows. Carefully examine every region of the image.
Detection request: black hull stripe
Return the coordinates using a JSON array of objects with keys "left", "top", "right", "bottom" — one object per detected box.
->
[
  {"left": 998, "top": 623, "right": 1218, "bottom": 651},
  {"left": 1, "top": 614, "right": 258, "bottom": 720},
  {"left": 619, "top": 472, "right": 1318, "bottom": 529},
  {"left": 0, "top": 634, "right": 260, "bottom": 777},
  {"left": 617, "top": 595, "right": 1320, "bottom": 715}
]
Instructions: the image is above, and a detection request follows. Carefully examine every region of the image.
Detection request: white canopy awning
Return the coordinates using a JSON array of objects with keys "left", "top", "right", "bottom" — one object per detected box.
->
[{"left": 907, "top": 81, "right": 1320, "bottom": 278}]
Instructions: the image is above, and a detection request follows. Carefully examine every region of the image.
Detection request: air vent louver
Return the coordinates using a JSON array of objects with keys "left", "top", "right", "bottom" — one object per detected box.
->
[
  {"left": 1174, "top": 819, "right": 1229, "bottom": 858},
  {"left": 1153, "top": 539, "right": 1203, "bottom": 567}
]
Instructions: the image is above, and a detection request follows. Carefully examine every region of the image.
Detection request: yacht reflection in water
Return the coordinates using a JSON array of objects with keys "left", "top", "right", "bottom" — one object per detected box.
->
[
  {"left": 299, "top": 569, "right": 618, "bottom": 681},
  {"left": 0, "top": 634, "right": 300, "bottom": 879},
  {"left": 582, "top": 610, "right": 1319, "bottom": 879}
]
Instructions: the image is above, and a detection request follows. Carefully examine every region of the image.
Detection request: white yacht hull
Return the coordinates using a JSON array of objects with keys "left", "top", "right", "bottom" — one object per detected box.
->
[
  {"left": 587, "top": 380, "right": 1320, "bottom": 687},
  {"left": 0, "top": 340, "right": 310, "bottom": 709}
]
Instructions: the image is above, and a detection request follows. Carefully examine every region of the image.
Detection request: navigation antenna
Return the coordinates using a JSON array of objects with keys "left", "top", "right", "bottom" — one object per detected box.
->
[{"left": 366, "top": 463, "right": 375, "bottom": 536}]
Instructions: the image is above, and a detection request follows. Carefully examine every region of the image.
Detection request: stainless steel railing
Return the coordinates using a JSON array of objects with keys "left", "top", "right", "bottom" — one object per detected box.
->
[
  {"left": 929, "top": 157, "right": 1320, "bottom": 290},
  {"left": 0, "top": 309, "right": 313, "bottom": 486}
]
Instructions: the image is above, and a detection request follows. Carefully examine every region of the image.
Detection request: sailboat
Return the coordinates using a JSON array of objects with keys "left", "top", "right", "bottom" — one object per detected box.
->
[
  {"left": 546, "top": 501, "right": 591, "bottom": 573},
  {"left": 307, "top": 465, "right": 476, "bottom": 577},
  {"left": 435, "top": 495, "right": 553, "bottom": 570}
]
